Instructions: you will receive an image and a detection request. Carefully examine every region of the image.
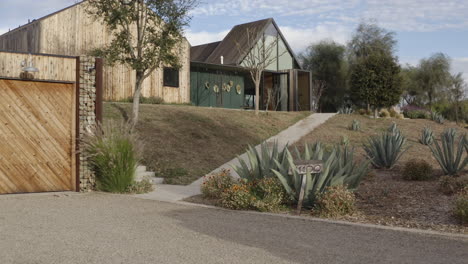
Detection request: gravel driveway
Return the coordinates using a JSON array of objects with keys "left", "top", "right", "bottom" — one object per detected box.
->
[{"left": 0, "top": 192, "right": 466, "bottom": 264}]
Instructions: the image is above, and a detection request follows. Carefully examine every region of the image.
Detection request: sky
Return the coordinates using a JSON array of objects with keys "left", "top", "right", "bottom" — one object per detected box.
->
[{"left": 0, "top": 0, "right": 467, "bottom": 80}]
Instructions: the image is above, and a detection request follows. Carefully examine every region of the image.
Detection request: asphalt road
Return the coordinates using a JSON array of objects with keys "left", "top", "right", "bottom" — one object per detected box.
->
[{"left": 0, "top": 193, "right": 466, "bottom": 264}]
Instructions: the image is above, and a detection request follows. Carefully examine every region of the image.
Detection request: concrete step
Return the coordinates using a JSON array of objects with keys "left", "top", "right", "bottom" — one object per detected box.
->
[
  {"left": 152, "top": 177, "right": 164, "bottom": 184},
  {"left": 136, "top": 166, "right": 147, "bottom": 173}
]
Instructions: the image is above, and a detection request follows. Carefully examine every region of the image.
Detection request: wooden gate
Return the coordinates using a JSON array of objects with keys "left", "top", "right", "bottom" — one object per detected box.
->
[{"left": 0, "top": 79, "right": 76, "bottom": 194}]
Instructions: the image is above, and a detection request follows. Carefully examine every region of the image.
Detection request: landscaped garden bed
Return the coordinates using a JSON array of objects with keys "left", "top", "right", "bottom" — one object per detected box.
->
[{"left": 186, "top": 113, "right": 468, "bottom": 234}]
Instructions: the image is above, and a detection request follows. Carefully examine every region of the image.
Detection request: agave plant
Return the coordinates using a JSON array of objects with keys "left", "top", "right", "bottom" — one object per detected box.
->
[
  {"left": 272, "top": 143, "right": 369, "bottom": 207},
  {"left": 363, "top": 131, "right": 409, "bottom": 169},
  {"left": 338, "top": 106, "right": 354, "bottom": 114},
  {"left": 419, "top": 127, "right": 434, "bottom": 145},
  {"left": 349, "top": 119, "right": 360, "bottom": 131},
  {"left": 431, "top": 111, "right": 445, "bottom": 124},
  {"left": 387, "top": 122, "right": 400, "bottom": 135},
  {"left": 233, "top": 141, "right": 288, "bottom": 181},
  {"left": 430, "top": 129, "right": 468, "bottom": 175}
]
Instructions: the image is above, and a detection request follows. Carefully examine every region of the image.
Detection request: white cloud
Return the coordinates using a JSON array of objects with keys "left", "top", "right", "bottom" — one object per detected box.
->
[
  {"left": 279, "top": 25, "right": 351, "bottom": 52},
  {"left": 193, "top": 0, "right": 468, "bottom": 32},
  {"left": 186, "top": 30, "right": 230, "bottom": 46}
]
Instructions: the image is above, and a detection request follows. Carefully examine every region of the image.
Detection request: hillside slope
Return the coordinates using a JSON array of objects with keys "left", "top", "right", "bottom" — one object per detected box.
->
[{"left": 104, "top": 103, "right": 309, "bottom": 184}]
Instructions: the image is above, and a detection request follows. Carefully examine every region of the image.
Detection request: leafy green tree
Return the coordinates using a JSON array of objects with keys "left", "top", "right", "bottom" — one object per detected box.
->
[
  {"left": 350, "top": 53, "right": 402, "bottom": 114},
  {"left": 86, "top": 0, "right": 196, "bottom": 127},
  {"left": 301, "top": 40, "right": 347, "bottom": 112},
  {"left": 348, "top": 22, "right": 402, "bottom": 115},
  {"left": 448, "top": 73, "right": 467, "bottom": 123},
  {"left": 400, "top": 65, "right": 422, "bottom": 106},
  {"left": 415, "top": 53, "right": 451, "bottom": 107}
]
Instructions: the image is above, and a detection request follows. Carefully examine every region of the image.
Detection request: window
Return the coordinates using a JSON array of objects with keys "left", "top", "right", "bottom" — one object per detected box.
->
[{"left": 163, "top": 67, "right": 179, "bottom": 87}]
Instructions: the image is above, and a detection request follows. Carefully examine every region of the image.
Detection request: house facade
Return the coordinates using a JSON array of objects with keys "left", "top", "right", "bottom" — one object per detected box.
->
[
  {"left": 0, "top": 1, "right": 191, "bottom": 103},
  {"left": 190, "top": 18, "right": 312, "bottom": 111}
]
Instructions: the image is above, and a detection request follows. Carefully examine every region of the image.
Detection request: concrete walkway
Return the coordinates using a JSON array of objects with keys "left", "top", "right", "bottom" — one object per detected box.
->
[{"left": 134, "top": 113, "right": 336, "bottom": 202}]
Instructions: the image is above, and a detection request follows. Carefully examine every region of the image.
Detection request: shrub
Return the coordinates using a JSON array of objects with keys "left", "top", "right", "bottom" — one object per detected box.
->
[
  {"left": 233, "top": 142, "right": 288, "bottom": 181},
  {"left": 201, "top": 169, "right": 235, "bottom": 199},
  {"left": 405, "top": 110, "right": 429, "bottom": 119},
  {"left": 402, "top": 159, "right": 433, "bottom": 181},
  {"left": 219, "top": 183, "right": 255, "bottom": 210},
  {"left": 364, "top": 131, "right": 408, "bottom": 169},
  {"left": 379, "top": 109, "right": 390, "bottom": 118},
  {"left": 439, "top": 175, "right": 468, "bottom": 195},
  {"left": 126, "top": 179, "right": 154, "bottom": 194},
  {"left": 349, "top": 119, "right": 360, "bottom": 131},
  {"left": 419, "top": 127, "right": 434, "bottom": 145},
  {"left": 389, "top": 108, "right": 398, "bottom": 118},
  {"left": 251, "top": 178, "right": 290, "bottom": 212},
  {"left": 83, "top": 121, "right": 141, "bottom": 193},
  {"left": 358, "top": 109, "right": 367, "bottom": 115},
  {"left": 272, "top": 143, "right": 369, "bottom": 207},
  {"left": 396, "top": 113, "right": 405, "bottom": 119},
  {"left": 313, "top": 185, "right": 356, "bottom": 217},
  {"left": 430, "top": 129, "right": 468, "bottom": 175},
  {"left": 454, "top": 187, "right": 468, "bottom": 225}
]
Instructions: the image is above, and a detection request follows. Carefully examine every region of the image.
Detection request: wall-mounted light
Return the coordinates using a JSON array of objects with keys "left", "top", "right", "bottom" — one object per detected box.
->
[{"left": 21, "top": 54, "right": 39, "bottom": 73}]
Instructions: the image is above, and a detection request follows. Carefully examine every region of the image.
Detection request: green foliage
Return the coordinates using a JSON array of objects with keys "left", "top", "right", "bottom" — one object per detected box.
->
[
  {"left": 233, "top": 142, "right": 288, "bottom": 181},
  {"left": 126, "top": 179, "right": 154, "bottom": 194},
  {"left": 301, "top": 40, "right": 348, "bottom": 112},
  {"left": 430, "top": 129, "right": 468, "bottom": 175},
  {"left": 363, "top": 130, "right": 408, "bottom": 169},
  {"left": 338, "top": 106, "right": 354, "bottom": 114},
  {"left": 313, "top": 185, "right": 357, "bottom": 217},
  {"left": 402, "top": 159, "right": 433, "bottom": 181},
  {"left": 454, "top": 187, "right": 468, "bottom": 225},
  {"left": 349, "top": 53, "right": 402, "bottom": 110},
  {"left": 405, "top": 110, "right": 430, "bottom": 119},
  {"left": 416, "top": 53, "right": 452, "bottom": 106},
  {"left": 119, "top": 96, "right": 164, "bottom": 104},
  {"left": 201, "top": 169, "right": 235, "bottom": 199},
  {"left": 83, "top": 121, "right": 141, "bottom": 193},
  {"left": 419, "top": 127, "right": 434, "bottom": 145},
  {"left": 439, "top": 175, "right": 468, "bottom": 195},
  {"left": 349, "top": 119, "right": 361, "bottom": 131},
  {"left": 272, "top": 143, "right": 369, "bottom": 207}
]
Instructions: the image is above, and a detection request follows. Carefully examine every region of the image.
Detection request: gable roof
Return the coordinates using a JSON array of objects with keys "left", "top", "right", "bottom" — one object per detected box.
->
[
  {"left": 190, "top": 18, "right": 301, "bottom": 69},
  {"left": 191, "top": 41, "right": 221, "bottom": 62}
]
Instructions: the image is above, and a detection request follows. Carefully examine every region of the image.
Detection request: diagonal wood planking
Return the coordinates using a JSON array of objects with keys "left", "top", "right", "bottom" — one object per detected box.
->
[{"left": 0, "top": 79, "right": 75, "bottom": 194}]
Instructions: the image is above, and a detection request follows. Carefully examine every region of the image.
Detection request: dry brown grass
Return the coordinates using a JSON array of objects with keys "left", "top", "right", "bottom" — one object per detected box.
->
[{"left": 104, "top": 103, "right": 309, "bottom": 184}]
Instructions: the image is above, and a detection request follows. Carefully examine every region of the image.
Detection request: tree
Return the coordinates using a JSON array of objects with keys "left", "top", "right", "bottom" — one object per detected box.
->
[
  {"left": 415, "top": 53, "right": 451, "bottom": 107},
  {"left": 301, "top": 40, "right": 347, "bottom": 112},
  {"left": 448, "top": 73, "right": 467, "bottom": 123},
  {"left": 236, "top": 29, "right": 284, "bottom": 115},
  {"left": 400, "top": 65, "right": 422, "bottom": 106},
  {"left": 348, "top": 22, "right": 402, "bottom": 115},
  {"left": 86, "top": 0, "right": 196, "bottom": 127},
  {"left": 350, "top": 53, "right": 402, "bottom": 115}
]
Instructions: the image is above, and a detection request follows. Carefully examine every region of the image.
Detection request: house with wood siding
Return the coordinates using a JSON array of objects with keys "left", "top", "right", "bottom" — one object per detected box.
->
[
  {"left": 190, "top": 18, "right": 312, "bottom": 111},
  {"left": 0, "top": 1, "right": 191, "bottom": 103}
]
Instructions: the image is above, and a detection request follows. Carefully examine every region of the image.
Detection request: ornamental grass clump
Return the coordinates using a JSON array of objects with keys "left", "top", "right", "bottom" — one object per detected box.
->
[
  {"left": 312, "top": 185, "right": 356, "bottom": 218},
  {"left": 338, "top": 106, "right": 354, "bottom": 114},
  {"left": 201, "top": 169, "right": 234, "bottom": 199},
  {"left": 430, "top": 129, "right": 468, "bottom": 176},
  {"left": 419, "top": 127, "right": 434, "bottom": 145},
  {"left": 363, "top": 129, "right": 408, "bottom": 169},
  {"left": 83, "top": 121, "right": 142, "bottom": 193}
]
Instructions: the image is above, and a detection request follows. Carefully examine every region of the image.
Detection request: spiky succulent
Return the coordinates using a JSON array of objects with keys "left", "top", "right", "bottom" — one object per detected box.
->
[
  {"left": 363, "top": 131, "right": 409, "bottom": 169},
  {"left": 349, "top": 119, "right": 361, "bottom": 131},
  {"left": 430, "top": 129, "right": 468, "bottom": 175},
  {"left": 419, "top": 127, "right": 434, "bottom": 145}
]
